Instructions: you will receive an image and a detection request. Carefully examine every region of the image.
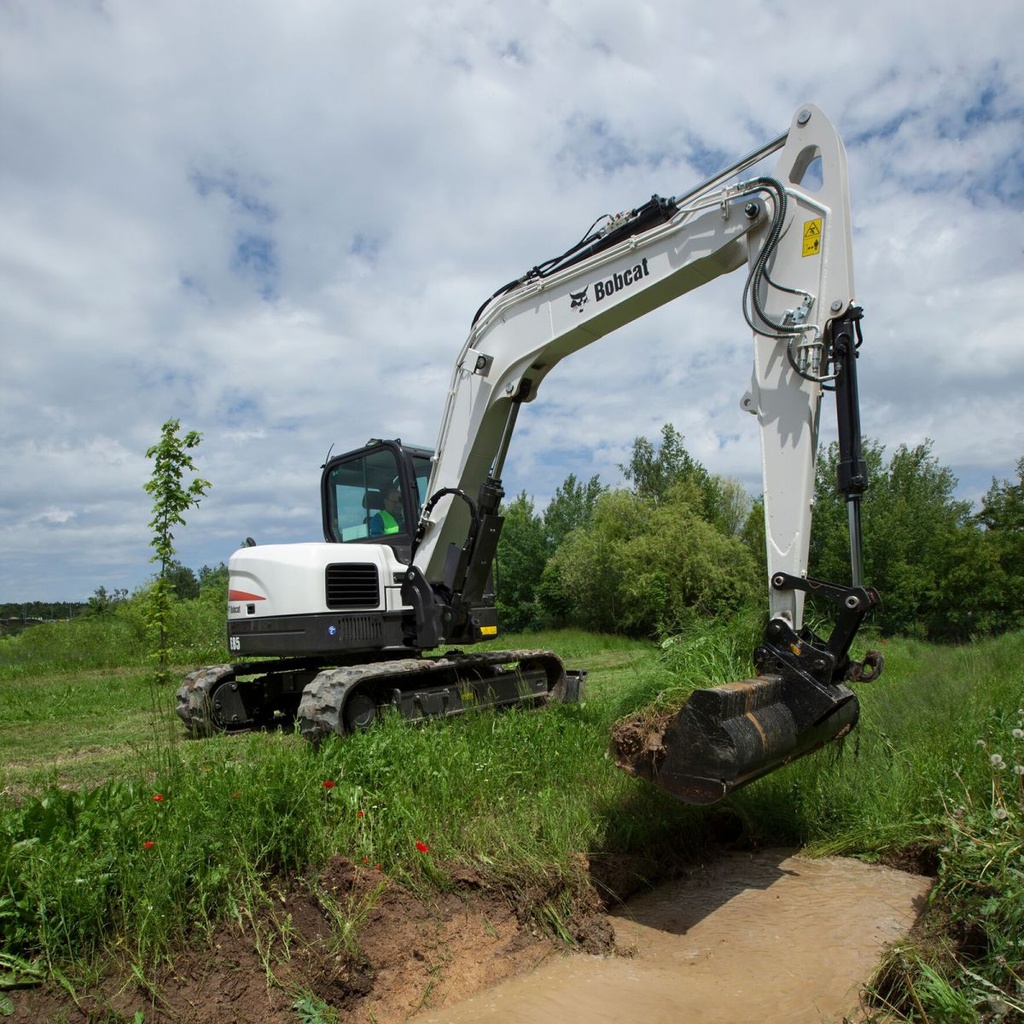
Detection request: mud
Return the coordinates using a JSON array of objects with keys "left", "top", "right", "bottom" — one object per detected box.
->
[
  {"left": 610, "top": 707, "right": 671, "bottom": 775},
  {"left": 5, "top": 850, "right": 930, "bottom": 1024}
]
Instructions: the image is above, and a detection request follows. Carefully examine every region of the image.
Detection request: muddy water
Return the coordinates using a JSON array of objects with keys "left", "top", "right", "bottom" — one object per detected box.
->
[{"left": 426, "top": 850, "right": 931, "bottom": 1024}]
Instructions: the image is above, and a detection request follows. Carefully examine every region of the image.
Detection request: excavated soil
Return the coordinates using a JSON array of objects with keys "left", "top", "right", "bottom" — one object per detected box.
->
[
  {"left": 5, "top": 849, "right": 930, "bottom": 1024},
  {"left": 610, "top": 707, "right": 672, "bottom": 776}
]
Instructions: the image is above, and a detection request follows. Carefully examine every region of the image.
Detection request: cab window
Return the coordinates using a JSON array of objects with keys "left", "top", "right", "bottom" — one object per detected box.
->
[
  {"left": 325, "top": 448, "right": 404, "bottom": 543},
  {"left": 412, "top": 453, "right": 432, "bottom": 517}
]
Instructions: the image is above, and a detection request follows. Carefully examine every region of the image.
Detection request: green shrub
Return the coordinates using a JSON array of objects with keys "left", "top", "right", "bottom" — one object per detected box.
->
[{"left": 540, "top": 487, "right": 758, "bottom": 636}]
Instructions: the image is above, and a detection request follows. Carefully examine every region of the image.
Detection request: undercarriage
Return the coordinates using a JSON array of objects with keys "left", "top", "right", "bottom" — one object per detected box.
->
[{"left": 175, "top": 649, "right": 585, "bottom": 742}]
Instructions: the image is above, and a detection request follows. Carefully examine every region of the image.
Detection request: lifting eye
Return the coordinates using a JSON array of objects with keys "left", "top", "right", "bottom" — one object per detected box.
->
[{"left": 789, "top": 145, "right": 823, "bottom": 192}]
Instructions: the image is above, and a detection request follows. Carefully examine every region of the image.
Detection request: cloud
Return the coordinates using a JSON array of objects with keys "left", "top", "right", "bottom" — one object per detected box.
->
[{"left": 1, "top": 0, "right": 1023, "bottom": 600}]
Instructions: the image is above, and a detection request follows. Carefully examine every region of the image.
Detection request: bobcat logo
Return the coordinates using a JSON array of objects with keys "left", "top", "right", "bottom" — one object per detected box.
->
[{"left": 570, "top": 286, "right": 589, "bottom": 312}]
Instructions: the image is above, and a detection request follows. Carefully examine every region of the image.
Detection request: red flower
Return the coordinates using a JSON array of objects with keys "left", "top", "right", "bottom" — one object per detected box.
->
[
  {"left": 375, "top": 864, "right": 382, "bottom": 871},
  {"left": 152, "top": 794, "right": 164, "bottom": 803},
  {"left": 143, "top": 841, "right": 156, "bottom": 849},
  {"left": 357, "top": 810, "right": 365, "bottom": 818},
  {"left": 322, "top": 780, "right": 335, "bottom": 790},
  {"left": 415, "top": 841, "right": 430, "bottom": 854}
]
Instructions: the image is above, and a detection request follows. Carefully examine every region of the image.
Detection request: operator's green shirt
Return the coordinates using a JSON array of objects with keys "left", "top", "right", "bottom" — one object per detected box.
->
[{"left": 378, "top": 509, "right": 400, "bottom": 535}]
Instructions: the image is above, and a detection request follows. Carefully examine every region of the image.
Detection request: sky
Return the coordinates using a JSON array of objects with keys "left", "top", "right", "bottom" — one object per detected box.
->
[{"left": 2, "top": 0, "right": 1023, "bottom": 603}]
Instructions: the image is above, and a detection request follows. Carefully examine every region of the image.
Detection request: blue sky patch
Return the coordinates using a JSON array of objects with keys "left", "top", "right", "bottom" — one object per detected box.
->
[{"left": 189, "top": 168, "right": 276, "bottom": 223}]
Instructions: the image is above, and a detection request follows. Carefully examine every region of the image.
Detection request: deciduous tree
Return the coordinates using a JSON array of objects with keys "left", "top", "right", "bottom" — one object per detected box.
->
[
  {"left": 144, "top": 420, "right": 211, "bottom": 682},
  {"left": 543, "top": 472, "right": 604, "bottom": 550},
  {"left": 494, "top": 491, "right": 547, "bottom": 631}
]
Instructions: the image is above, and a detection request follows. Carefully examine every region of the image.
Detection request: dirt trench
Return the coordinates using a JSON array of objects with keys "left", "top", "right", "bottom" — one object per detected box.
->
[
  {"left": 426, "top": 850, "right": 932, "bottom": 1024},
  {"left": 5, "top": 848, "right": 930, "bottom": 1024}
]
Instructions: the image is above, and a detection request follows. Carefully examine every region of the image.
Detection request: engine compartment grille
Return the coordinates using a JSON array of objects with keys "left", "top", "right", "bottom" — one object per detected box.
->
[{"left": 325, "top": 563, "right": 380, "bottom": 609}]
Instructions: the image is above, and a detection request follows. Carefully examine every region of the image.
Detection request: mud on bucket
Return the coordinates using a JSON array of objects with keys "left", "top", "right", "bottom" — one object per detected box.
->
[{"left": 611, "top": 673, "right": 860, "bottom": 806}]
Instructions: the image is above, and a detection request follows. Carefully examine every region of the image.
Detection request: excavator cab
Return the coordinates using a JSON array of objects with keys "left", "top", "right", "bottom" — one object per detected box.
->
[{"left": 321, "top": 439, "right": 432, "bottom": 551}]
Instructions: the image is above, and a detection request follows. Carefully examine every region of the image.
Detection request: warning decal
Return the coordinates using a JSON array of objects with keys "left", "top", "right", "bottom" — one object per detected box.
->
[{"left": 802, "top": 218, "right": 822, "bottom": 257}]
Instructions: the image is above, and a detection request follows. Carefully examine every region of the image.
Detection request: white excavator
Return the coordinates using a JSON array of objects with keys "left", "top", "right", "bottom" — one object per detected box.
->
[{"left": 178, "top": 104, "right": 883, "bottom": 806}]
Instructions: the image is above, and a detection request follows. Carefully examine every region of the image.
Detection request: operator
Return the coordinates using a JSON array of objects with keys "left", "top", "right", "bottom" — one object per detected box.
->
[{"left": 369, "top": 488, "right": 404, "bottom": 536}]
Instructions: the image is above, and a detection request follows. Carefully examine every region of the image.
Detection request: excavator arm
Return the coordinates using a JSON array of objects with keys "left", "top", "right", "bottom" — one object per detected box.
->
[{"left": 402, "top": 104, "right": 882, "bottom": 803}]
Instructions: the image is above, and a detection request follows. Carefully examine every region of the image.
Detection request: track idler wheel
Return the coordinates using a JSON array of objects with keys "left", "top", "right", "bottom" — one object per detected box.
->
[{"left": 611, "top": 673, "right": 859, "bottom": 806}]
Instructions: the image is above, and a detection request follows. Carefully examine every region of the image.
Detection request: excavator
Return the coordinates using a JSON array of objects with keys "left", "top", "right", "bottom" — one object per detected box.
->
[{"left": 177, "top": 104, "right": 882, "bottom": 806}]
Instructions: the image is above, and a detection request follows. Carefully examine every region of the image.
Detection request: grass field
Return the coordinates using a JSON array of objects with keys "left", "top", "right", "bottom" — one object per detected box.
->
[{"left": 1, "top": 616, "right": 1023, "bottom": 1021}]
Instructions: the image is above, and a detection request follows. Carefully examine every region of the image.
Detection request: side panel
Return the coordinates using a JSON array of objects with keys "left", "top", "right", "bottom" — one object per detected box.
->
[
  {"left": 229, "top": 610, "right": 407, "bottom": 657},
  {"left": 226, "top": 542, "right": 411, "bottom": 658}
]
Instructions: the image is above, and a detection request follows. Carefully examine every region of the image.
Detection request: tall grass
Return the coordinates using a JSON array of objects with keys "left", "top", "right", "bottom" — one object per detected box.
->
[{"left": 0, "top": 700, "right": 700, "bottom": 976}]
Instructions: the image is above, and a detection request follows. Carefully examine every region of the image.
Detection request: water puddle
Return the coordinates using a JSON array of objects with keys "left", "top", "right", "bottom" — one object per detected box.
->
[{"left": 425, "top": 849, "right": 931, "bottom": 1024}]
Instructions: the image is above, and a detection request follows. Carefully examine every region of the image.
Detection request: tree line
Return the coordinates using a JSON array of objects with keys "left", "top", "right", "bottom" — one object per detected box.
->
[
  {"left": 7, "top": 424, "right": 1021, "bottom": 648},
  {"left": 494, "top": 425, "right": 1024, "bottom": 643},
  {"left": 0, "top": 564, "right": 229, "bottom": 638}
]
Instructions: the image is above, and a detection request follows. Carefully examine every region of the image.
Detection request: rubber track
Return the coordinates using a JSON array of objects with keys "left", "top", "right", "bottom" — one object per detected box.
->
[
  {"left": 175, "top": 664, "right": 234, "bottom": 736},
  {"left": 296, "top": 649, "right": 566, "bottom": 745}
]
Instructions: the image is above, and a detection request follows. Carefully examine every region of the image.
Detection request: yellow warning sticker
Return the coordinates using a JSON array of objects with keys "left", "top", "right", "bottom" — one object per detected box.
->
[{"left": 802, "top": 218, "right": 822, "bottom": 257}]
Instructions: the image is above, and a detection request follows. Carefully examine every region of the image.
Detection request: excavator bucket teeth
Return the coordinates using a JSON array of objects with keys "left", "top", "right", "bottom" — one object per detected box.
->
[{"left": 611, "top": 674, "right": 859, "bottom": 806}]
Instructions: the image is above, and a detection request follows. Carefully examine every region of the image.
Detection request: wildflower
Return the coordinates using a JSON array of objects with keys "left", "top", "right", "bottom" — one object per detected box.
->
[
  {"left": 994, "top": 807, "right": 1009, "bottom": 821},
  {"left": 357, "top": 810, "right": 365, "bottom": 818},
  {"left": 1012, "top": 729, "right": 1024, "bottom": 740},
  {"left": 362, "top": 856, "right": 369, "bottom": 864},
  {"left": 1014, "top": 765, "right": 1024, "bottom": 776},
  {"left": 415, "top": 841, "right": 430, "bottom": 854},
  {"left": 152, "top": 793, "right": 165, "bottom": 803},
  {"left": 322, "top": 780, "right": 335, "bottom": 790},
  {"left": 143, "top": 841, "right": 156, "bottom": 849},
  {"left": 977, "top": 739, "right": 987, "bottom": 748},
  {"left": 990, "top": 753, "right": 1005, "bottom": 769},
  {"left": 375, "top": 864, "right": 382, "bottom": 871}
]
